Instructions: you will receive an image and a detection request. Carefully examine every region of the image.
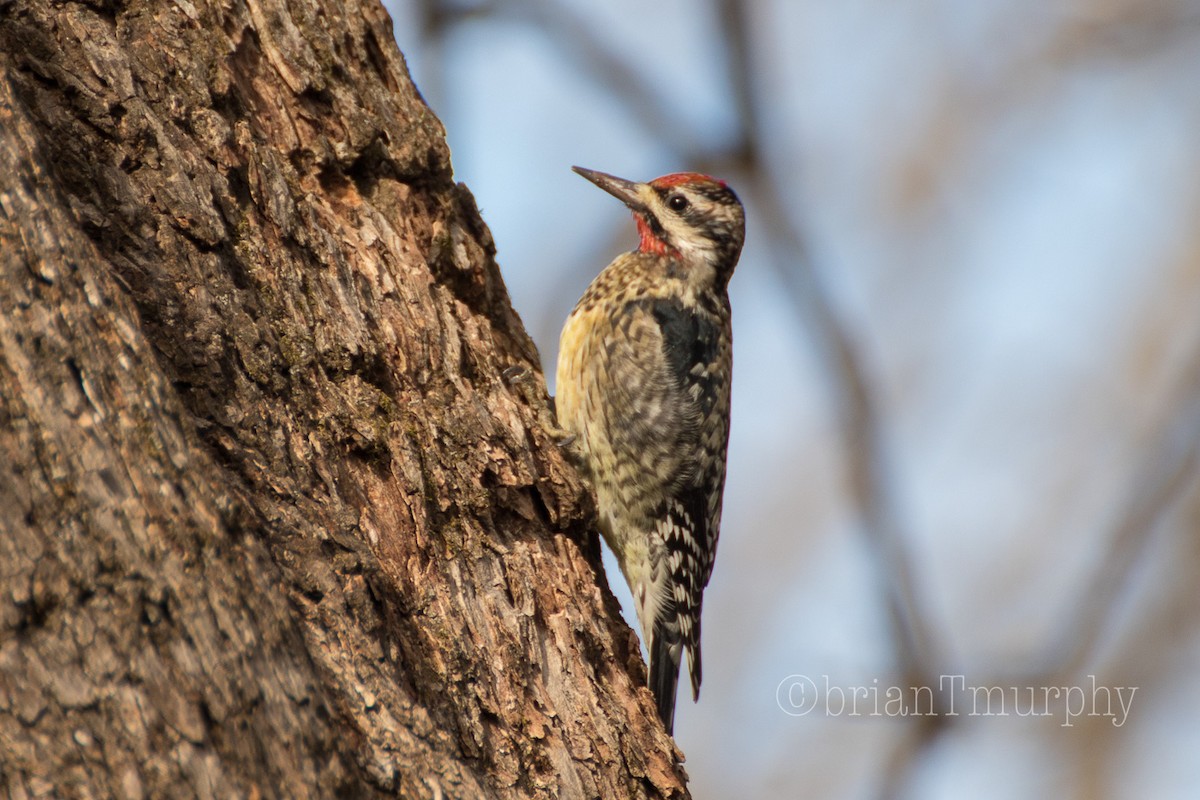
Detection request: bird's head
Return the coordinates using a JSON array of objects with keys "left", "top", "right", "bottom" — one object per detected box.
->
[{"left": 573, "top": 166, "right": 745, "bottom": 289}]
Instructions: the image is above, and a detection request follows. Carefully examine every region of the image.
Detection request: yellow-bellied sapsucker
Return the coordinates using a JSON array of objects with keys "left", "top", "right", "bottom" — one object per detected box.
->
[{"left": 555, "top": 166, "right": 745, "bottom": 733}]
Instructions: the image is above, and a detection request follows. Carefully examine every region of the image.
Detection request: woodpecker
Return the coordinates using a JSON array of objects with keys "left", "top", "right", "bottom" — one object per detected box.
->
[{"left": 555, "top": 166, "right": 745, "bottom": 733}]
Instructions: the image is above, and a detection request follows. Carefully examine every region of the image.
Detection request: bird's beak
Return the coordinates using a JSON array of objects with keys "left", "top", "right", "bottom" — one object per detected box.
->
[{"left": 572, "top": 166, "right": 647, "bottom": 213}]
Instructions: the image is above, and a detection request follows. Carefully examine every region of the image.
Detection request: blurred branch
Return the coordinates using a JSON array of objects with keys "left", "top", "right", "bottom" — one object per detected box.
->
[
  {"left": 1028, "top": 335, "right": 1200, "bottom": 685},
  {"left": 410, "top": 0, "right": 455, "bottom": 114},
  {"left": 490, "top": 0, "right": 717, "bottom": 159},
  {"left": 1048, "top": 2, "right": 1200, "bottom": 64},
  {"left": 890, "top": 328, "right": 1200, "bottom": 789},
  {"left": 417, "top": 0, "right": 496, "bottom": 27},
  {"left": 749, "top": 176, "right": 946, "bottom": 800},
  {"left": 716, "top": 0, "right": 940, "bottom": 691},
  {"left": 718, "top": 4, "right": 948, "bottom": 797}
]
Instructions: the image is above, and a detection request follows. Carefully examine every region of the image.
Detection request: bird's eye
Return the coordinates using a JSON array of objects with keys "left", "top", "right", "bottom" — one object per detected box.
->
[{"left": 667, "top": 195, "right": 689, "bottom": 212}]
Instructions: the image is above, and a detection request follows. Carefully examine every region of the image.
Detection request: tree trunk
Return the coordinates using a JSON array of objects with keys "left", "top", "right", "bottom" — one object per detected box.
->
[{"left": 0, "top": 0, "right": 686, "bottom": 796}]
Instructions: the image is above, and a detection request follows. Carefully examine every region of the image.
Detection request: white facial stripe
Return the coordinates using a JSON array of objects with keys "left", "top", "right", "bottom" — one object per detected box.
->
[{"left": 643, "top": 187, "right": 717, "bottom": 252}]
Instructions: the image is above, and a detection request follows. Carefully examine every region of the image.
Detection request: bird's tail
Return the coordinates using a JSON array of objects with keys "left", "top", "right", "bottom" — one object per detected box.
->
[
  {"left": 687, "top": 637, "right": 702, "bottom": 701},
  {"left": 649, "top": 629, "right": 681, "bottom": 734}
]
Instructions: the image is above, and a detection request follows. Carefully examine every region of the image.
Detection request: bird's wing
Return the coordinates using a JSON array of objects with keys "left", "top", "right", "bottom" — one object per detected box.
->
[{"left": 604, "top": 296, "right": 730, "bottom": 704}]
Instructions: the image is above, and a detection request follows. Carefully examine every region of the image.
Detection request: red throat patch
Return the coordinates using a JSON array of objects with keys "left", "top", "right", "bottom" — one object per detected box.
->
[{"left": 635, "top": 215, "right": 677, "bottom": 256}]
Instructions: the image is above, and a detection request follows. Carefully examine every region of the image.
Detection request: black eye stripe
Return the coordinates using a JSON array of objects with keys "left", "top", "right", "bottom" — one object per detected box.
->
[{"left": 646, "top": 181, "right": 743, "bottom": 248}]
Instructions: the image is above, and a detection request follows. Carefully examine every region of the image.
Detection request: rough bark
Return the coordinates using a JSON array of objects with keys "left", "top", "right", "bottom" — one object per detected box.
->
[{"left": 0, "top": 0, "right": 686, "bottom": 797}]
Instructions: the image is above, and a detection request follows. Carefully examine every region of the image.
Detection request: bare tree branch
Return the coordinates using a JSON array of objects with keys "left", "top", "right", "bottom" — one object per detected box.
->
[
  {"left": 716, "top": 0, "right": 941, "bottom": 694},
  {"left": 1030, "top": 334, "right": 1200, "bottom": 685}
]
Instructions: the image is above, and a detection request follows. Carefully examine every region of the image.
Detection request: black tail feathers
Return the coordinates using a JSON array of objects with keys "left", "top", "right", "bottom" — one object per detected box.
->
[
  {"left": 649, "top": 634, "right": 680, "bottom": 734},
  {"left": 688, "top": 641, "right": 702, "bottom": 701}
]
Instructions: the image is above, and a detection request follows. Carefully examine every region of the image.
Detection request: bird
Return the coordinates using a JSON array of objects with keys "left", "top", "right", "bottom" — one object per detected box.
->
[{"left": 554, "top": 165, "right": 745, "bottom": 733}]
